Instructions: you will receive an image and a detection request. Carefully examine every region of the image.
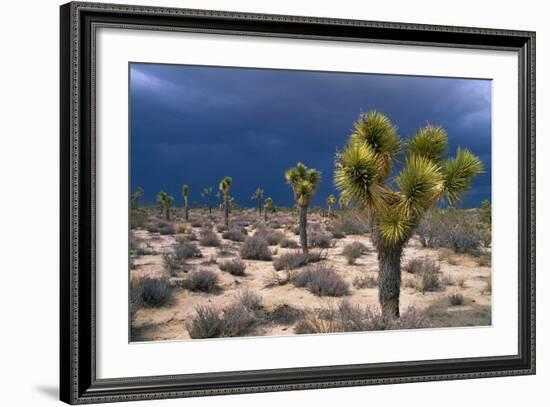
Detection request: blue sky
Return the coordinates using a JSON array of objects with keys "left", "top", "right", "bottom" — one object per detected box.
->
[{"left": 130, "top": 63, "right": 491, "bottom": 209}]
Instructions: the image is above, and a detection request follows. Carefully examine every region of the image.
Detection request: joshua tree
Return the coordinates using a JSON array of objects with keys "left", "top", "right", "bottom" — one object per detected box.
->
[
  {"left": 251, "top": 188, "right": 264, "bottom": 215},
  {"left": 219, "top": 176, "right": 233, "bottom": 228},
  {"left": 156, "top": 191, "right": 174, "bottom": 221},
  {"left": 201, "top": 187, "right": 214, "bottom": 214},
  {"left": 326, "top": 194, "right": 336, "bottom": 216},
  {"left": 130, "top": 186, "right": 144, "bottom": 208},
  {"left": 285, "top": 163, "right": 321, "bottom": 254},
  {"left": 334, "top": 111, "right": 482, "bottom": 319},
  {"left": 338, "top": 194, "right": 348, "bottom": 211},
  {"left": 479, "top": 199, "right": 491, "bottom": 226},
  {"left": 182, "top": 184, "right": 190, "bottom": 221},
  {"left": 264, "top": 197, "right": 273, "bottom": 222}
]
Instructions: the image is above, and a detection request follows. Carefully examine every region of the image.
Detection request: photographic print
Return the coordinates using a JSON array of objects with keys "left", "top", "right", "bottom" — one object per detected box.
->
[{"left": 128, "top": 63, "right": 492, "bottom": 342}]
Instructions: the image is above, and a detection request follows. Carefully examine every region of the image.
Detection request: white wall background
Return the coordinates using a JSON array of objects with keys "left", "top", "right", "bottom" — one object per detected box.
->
[{"left": 0, "top": 0, "right": 546, "bottom": 406}]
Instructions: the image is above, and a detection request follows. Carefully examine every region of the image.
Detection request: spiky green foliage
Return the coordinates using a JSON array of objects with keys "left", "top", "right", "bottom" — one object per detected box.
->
[
  {"left": 285, "top": 163, "right": 321, "bottom": 208},
  {"left": 219, "top": 177, "right": 233, "bottom": 227},
  {"left": 156, "top": 190, "right": 174, "bottom": 221},
  {"left": 335, "top": 112, "right": 483, "bottom": 246},
  {"left": 442, "top": 148, "right": 484, "bottom": 205},
  {"left": 326, "top": 194, "right": 336, "bottom": 215},
  {"left": 130, "top": 186, "right": 144, "bottom": 207},
  {"left": 479, "top": 199, "right": 491, "bottom": 225},
  {"left": 264, "top": 197, "right": 273, "bottom": 221}
]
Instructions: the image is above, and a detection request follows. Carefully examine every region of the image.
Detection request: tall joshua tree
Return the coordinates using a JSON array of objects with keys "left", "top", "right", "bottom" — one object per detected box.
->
[
  {"left": 219, "top": 176, "right": 233, "bottom": 228},
  {"left": 182, "top": 184, "right": 190, "bottom": 221},
  {"left": 201, "top": 187, "right": 213, "bottom": 214},
  {"left": 156, "top": 191, "right": 174, "bottom": 221},
  {"left": 130, "top": 186, "right": 144, "bottom": 208},
  {"left": 326, "top": 194, "right": 336, "bottom": 217},
  {"left": 251, "top": 188, "right": 264, "bottom": 215},
  {"left": 335, "top": 111, "right": 482, "bottom": 319},
  {"left": 285, "top": 163, "right": 321, "bottom": 255},
  {"left": 264, "top": 197, "right": 273, "bottom": 222}
]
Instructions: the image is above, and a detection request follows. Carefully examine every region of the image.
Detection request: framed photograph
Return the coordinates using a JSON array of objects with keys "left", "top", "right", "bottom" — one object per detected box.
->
[{"left": 60, "top": 1, "right": 535, "bottom": 404}]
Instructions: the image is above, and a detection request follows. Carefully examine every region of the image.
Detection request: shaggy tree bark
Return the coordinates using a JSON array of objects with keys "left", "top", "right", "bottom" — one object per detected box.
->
[
  {"left": 166, "top": 207, "right": 170, "bottom": 221},
  {"left": 377, "top": 244, "right": 403, "bottom": 319},
  {"left": 299, "top": 206, "right": 308, "bottom": 255}
]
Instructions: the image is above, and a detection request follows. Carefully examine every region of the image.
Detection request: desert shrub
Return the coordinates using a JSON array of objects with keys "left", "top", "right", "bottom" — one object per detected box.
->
[
  {"left": 222, "top": 228, "right": 246, "bottom": 242},
  {"left": 416, "top": 209, "right": 481, "bottom": 255},
  {"left": 331, "top": 229, "right": 346, "bottom": 239},
  {"left": 403, "top": 257, "right": 438, "bottom": 274},
  {"left": 441, "top": 273, "right": 456, "bottom": 286},
  {"left": 279, "top": 238, "right": 299, "bottom": 248},
  {"left": 219, "top": 258, "right": 246, "bottom": 276},
  {"left": 129, "top": 275, "right": 144, "bottom": 318},
  {"left": 268, "top": 304, "right": 303, "bottom": 324},
  {"left": 190, "top": 220, "right": 202, "bottom": 228},
  {"left": 185, "top": 269, "right": 218, "bottom": 292},
  {"left": 240, "top": 236, "right": 272, "bottom": 260},
  {"left": 449, "top": 292, "right": 465, "bottom": 306},
  {"left": 476, "top": 254, "right": 491, "bottom": 267},
  {"left": 199, "top": 228, "right": 221, "bottom": 247},
  {"left": 187, "top": 289, "right": 263, "bottom": 339},
  {"left": 309, "top": 233, "right": 332, "bottom": 249},
  {"left": 255, "top": 228, "right": 285, "bottom": 245},
  {"left": 342, "top": 241, "right": 367, "bottom": 265},
  {"left": 330, "top": 213, "right": 369, "bottom": 235},
  {"left": 136, "top": 276, "right": 172, "bottom": 307},
  {"left": 174, "top": 241, "right": 202, "bottom": 261},
  {"left": 352, "top": 274, "right": 377, "bottom": 289},
  {"left": 307, "top": 249, "right": 328, "bottom": 263},
  {"left": 295, "top": 301, "right": 429, "bottom": 334},
  {"left": 479, "top": 227, "right": 491, "bottom": 248},
  {"left": 162, "top": 253, "right": 180, "bottom": 276},
  {"left": 216, "top": 223, "right": 228, "bottom": 233},
  {"left": 200, "top": 255, "right": 218, "bottom": 265},
  {"left": 130, "top": 208, "right": 148, "bottom": 229},
  {"left": 188, "top": 304, "right": 223, "bottom": 339},
  {"left": 268, "top": 219, "right": 283, "bottom": 229},
  {"left": 220, "top": 303, "right": 257, "bottom": 337},
  {"left": 273, "top": 252, "right": 309, "bottom": 271},
  {"left": 157, "top": 221, "right": 176, "bottom": 235},
  {"left": 237, "top": 288, "right": 263, "bottom": 312},
  {"left": 403, "top": 258, "right": 441, "bottom": 292},
  {"left": 216, "top": 243, "right": 235, "bottom": 257},
  {"left": 293, "top": 264, "right": 349, "bottom": 297},
  {"left": 456, "top": 277, "right": 466, "bottom": 288}
]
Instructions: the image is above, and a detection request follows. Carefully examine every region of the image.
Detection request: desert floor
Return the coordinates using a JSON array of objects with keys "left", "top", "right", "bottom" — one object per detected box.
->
[{"left": 130, "top": 208, "right": 491, "bottom": 342}]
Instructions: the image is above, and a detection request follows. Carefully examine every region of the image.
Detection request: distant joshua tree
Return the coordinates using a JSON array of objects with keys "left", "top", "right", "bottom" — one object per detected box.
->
[
  {"left": 219, "top": 176, "right": 233, "bottom": 228},
  {"left": 156, "top": 191, "right": 174, "bottom": 221},
  {"left": 251, "top": 188, "right": 264, "bottom": 215},
  {"left": 326, "top": 194, "right": 336, "bottom": 216},
  {"left": 285, "top": 163, "right": 321, "bottom": 254},
  {"left": 338, "top": 194, "right": 348, "bottom": 211},
  {"left": 334, "top": 111, "right": 482, "bottom": 319},
  {"left": 201, "top": 187, "right": 214, "bottom": 214},
  {"left": 130, "top": 186, "right": 144, "bottom": 208},
  {"left": 264, "top": 197, "right": 273, "bottom": 222},
  {"left": 182, "top": 184, "right": 190, "bottom": 221},
  {"left": 479, "top": 199, "right": 491, "bottom": 226}
]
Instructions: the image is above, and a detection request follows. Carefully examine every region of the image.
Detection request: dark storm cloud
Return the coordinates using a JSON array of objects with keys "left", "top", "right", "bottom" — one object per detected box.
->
[{"left": 130, "top": 63, "right": 491, "bottom": 208}]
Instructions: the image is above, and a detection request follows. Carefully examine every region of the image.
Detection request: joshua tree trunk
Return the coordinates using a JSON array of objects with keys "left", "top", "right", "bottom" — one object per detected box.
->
[
  {"left": 224, "top": 198, "right": 229, "bottom": 228},
  {"left": 377, "top": 244, "right": 403, "bottom": 319},
  {"left": 166, "top": 207, "right": 170, "bottom": 221},
  {"left": 264, "top": 210, "right": 268, "bottom": 222},
  {"left": 328, "top": 205, "right": 332, "bottom": 217},
  {"left": 299, "top": 205, "right": 308, "bottom": 255},
  {"left": 185, "top": 205, "right": 189, "bottom": 221},
  {"left": 258, "top": 200, "right": 262, "bottom": 215}
]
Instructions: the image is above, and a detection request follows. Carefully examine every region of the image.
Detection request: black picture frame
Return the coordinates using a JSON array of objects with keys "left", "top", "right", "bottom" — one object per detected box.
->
[{"left": 60, "top": 2, "right": 536, "bottom": 404}]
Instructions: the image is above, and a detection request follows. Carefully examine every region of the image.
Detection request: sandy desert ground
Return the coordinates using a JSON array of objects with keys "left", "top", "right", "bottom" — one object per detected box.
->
[{"left": 130, "top": 207, "right": 491, "bottom": 342}]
